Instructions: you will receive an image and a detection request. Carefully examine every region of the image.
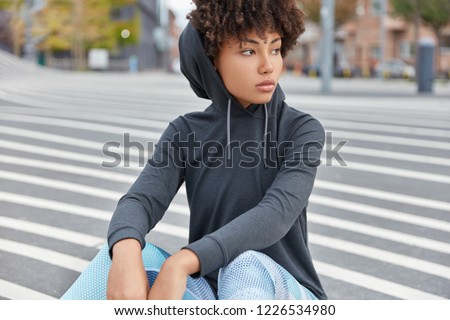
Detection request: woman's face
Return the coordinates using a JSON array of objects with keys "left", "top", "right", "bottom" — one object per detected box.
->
[{"left": 214, "top": 30, "right": 283, "bottom": 108}]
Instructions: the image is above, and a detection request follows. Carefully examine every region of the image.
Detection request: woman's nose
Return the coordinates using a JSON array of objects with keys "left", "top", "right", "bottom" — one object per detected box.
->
[{"left": 259, "top": 55, "right": 274, "bottom": 75}]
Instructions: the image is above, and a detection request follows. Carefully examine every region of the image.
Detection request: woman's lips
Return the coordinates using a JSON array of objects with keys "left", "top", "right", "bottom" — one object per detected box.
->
[{"left": 256, "top": 80, "right": 276, "bottom": 92}]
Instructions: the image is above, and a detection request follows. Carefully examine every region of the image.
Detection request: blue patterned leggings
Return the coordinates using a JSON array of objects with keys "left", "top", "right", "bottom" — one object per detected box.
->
[{"left": 61, "top": 243, "right": 317, "bottom": 300}]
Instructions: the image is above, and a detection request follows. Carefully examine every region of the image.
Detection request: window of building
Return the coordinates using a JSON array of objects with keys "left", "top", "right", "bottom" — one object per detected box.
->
[
  {"left": 356, "top": 0, "right": 365, "bottom": 16},
  {"left": 111, "top": 8, "right": 122, "bottom": 21},
  {"left": 371, "top": 46, "right": 380, "bottom": 59},
  {"left": 442, "top": 35, "right": 450, "bottom": 48},
  {"left": 441, "top": 35, "right": 450, "bottom": 55},
  {"left": 111, "top": 6, "right": 135, "bottom": 21},
  {"left": 399, "top": 41, "right": 413, "bottom": 59},
  {"left": 370, "top": 0, "right": 382, "bottom": 16}
]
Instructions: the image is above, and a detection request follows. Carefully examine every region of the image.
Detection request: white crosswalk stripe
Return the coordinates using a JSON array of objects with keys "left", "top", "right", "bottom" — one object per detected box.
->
[
  {"left": 1, "top": 49, "right": 449, "bottom": 300},
  {"left": 0, "top": 279, "right": 56, "bottom": 300}
]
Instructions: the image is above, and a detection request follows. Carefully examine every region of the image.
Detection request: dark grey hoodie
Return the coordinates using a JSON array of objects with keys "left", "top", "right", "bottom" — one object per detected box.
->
[{"left": 108, "top": 22, "right": 327, "bottom": 299}]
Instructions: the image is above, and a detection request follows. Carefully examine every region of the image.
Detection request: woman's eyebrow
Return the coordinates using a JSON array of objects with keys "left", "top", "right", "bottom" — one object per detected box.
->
[{"left": 245, "top": 38, "right": 282, "bottom": 45}]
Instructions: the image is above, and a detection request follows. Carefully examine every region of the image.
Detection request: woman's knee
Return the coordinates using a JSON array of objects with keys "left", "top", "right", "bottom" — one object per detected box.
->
[
  {"left": 218, "top": 251, "right": 276, "bottom": 299},
  {"left": 226, "top": 250, "right": 277, "bottom": 273},
  {"left": 228, "top": 250, "right": 270, "bottom": 266}
]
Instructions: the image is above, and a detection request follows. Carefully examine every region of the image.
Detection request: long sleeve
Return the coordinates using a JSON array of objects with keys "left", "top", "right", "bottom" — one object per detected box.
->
[
  {"left": 185, "top": 118, "right": 325, "bottom": 277},
  {"left": 107, "top": 123, "right": 185, "bottom": 256}
]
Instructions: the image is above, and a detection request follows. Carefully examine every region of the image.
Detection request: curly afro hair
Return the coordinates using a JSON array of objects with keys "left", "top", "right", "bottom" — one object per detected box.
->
[{"left": 187, "top": 0, "right": 305, "bottom": 60}]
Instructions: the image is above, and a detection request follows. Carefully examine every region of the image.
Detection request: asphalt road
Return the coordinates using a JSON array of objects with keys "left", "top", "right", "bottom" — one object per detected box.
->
[{"left": 1, "top": 53, "right": 449, "bottom": 300}]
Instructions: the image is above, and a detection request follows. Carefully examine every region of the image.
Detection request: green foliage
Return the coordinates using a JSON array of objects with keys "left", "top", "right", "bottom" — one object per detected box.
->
[
  {"left": 114, "top": 11, "right": 140, "bottom": 47},
  {"left": 35, "top": 0, "right": 73, "bottom": 51},
  {"left": 0, "top": 0, "right": 18, "bottom": 10},
  {"left": 391, "top": 0, "right": 450, "bottom": 73},
  {"left": 298, "top": 0, "right": 321, "bottom": 24},
  {"left": 391, "top": 0, "right": 450, "bottom": 32},
  {"left": 35, "top": 0, "right": 141, "bottom": 53},
  {"left": 391, "top": 0, "right": 415, "bottom": 20},
  {"left": 0, "top": 0, "right": 25, "bottom": 54},
  {"left": 391, "top": 0, "right": 425, "bottom": 21},
  {"left": 298, "top": 0, "right": 359, "bottom": 27},
  {"left": 110, "top": 0, "right": 137, "bottom": 8},
  {"left": 420, "top": 0, "right": 450, "bottom": 33},
  {"left": 82, "top": 0, "right": 116, "bottom": 50}
]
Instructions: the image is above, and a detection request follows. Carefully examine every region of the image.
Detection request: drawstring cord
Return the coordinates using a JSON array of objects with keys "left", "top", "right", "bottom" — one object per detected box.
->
[
  {"left": 227, "top": 99, "right": 231, "bottom": 166},
  {"left": 263, "top": 104, "right": 268, "bottom": 168}
]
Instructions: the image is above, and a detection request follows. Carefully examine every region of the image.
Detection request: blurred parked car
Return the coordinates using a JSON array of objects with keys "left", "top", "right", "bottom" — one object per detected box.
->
[
  {"left": 302, "top": 62, "right": 360, "bottom": 78},
  {"left": 335, "top": 63, "right": 361, "bottom": 78},
  {"left": 444, "top": 69, "right": 450, "bottom": 80},
  {"left": 302, "top": 62, "right": 321, "bottom": 77},
  {"left": 374, "top": 59, "right": 416, "bottom": 80}
]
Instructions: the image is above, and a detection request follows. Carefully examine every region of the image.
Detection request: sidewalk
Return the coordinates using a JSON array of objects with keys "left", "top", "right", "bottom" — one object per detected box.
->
[{"left": 280, "top": 73, "right": 450, "bottom": 98}]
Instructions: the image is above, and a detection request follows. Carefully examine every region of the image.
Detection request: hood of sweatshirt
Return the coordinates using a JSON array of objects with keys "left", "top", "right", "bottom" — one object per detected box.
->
[
  {"left": 179, "top": 22, "right": 286, "bottom": 112},
  {"left": 179, "top": 22, "right": 286, "bottom": 165}
]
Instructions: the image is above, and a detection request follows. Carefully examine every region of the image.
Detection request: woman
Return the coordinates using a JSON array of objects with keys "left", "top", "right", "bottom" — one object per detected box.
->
[{"left": 62, "top": 0, "right": 326, "bottom": 300}]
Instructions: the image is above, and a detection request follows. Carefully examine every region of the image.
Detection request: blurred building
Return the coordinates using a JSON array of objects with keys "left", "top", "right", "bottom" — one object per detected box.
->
[
  {"left": 0, "top": 0, "right": 177, "bottom": 72},
  {"left": 167, "top": 9, "right": 181, "bottom": 73},
  {"left": 0, "top": 0, "right": 46, "bottom": 56},
  {"left": 291, "top": 0, "right": 450, "bottom": 78},
  {"left": 82, "top": 0, "right": 176, "bottom": 71},
  {"left": 339, "top": 0, "right": 450, "bottom": 77},
  {"left": 284, "top": 22, "right": 321, "bottom": 74},
  {"left": 133, "top": 0, "right": 173, "bottom": 71},
  {"left": 0, "top": 10, "right": 11, "bottom": 53}
]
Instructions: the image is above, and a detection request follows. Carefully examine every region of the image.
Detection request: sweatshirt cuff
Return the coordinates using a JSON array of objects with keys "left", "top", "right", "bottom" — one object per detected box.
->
[
  {"left": 107, "top": 227, "right": 146, "bottom": 259},
  {"left": 183, "top": 236, "right": 226, "bottom": 277}
]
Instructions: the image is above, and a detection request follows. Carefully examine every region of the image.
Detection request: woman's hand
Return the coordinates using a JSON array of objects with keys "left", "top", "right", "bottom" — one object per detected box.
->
[
  {"left": 107, "top": 239, "right": 149, "bottom": 300},
  {"left": 147, "top": 249, "right": 200, "bottom": 300}
]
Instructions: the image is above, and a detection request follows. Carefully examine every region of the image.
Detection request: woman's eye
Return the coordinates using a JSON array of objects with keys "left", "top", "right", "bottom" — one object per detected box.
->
[
  {"left": 272, "top": 48, "right": 281, "bottom": 55},
  {"left": 241, "top": 50, "right": 254, "bottom": 56}
]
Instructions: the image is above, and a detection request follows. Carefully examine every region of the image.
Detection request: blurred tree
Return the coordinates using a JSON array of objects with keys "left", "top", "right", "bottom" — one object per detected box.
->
[
  {"left": 0, "top": 0, "right": 18, "bottom": 10},
  {"left": 391, "top": 0, "right": 425, "bottom": 64},
  {"left": 110, "top": 0, "right": 136, "bottom": 6},
  {"left": 2, "top": 0, "right": 141, "bottom": 67},
  {"left": 420, "top": 0, "right": 450, "bottom": 74},
  {"left": 35, "top": 0, "right": 115, "bottom": 70},
  {"left": 391, "top": 0, "right": 450, "bottom": 74},
  {"left": 297, "top": 0, "right": 321, "bottom": 24},
  {"left": 0, "top": 0, "right": 25, "bottom": 56},
  {"left": 0, "top": 0, "right": 12, "bottom": 10},
  {"left": 34, "top": 0, "right": 73, "bottom": 52},
  {"left": 298, "top": 0, "right": 358, "bottom": 28},
  {"left": 110, "top": 0, "right": 140, "bottom": 48}
]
